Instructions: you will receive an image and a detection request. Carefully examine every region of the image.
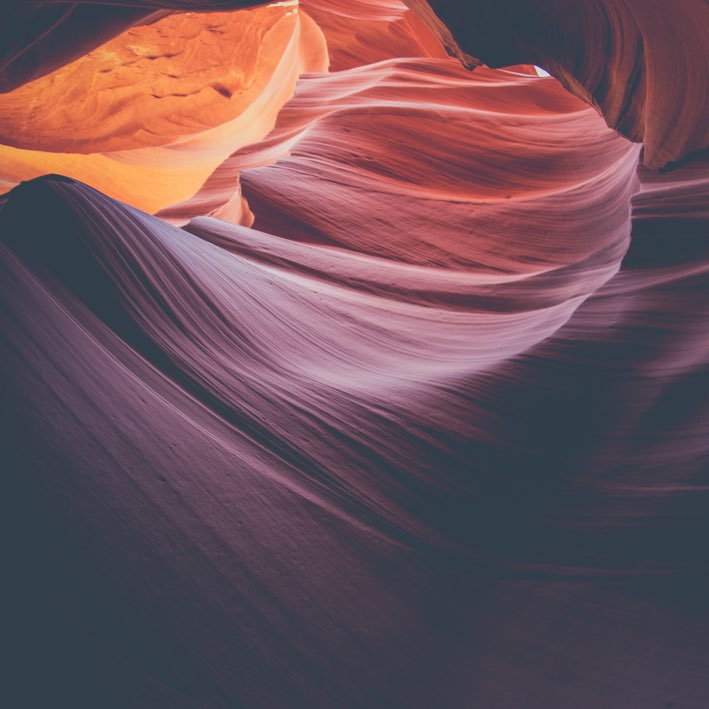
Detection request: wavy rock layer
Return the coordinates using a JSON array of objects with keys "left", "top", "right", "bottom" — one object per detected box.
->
[
  {"left": 405, "top": 0, "right": 709, "bottom": 168},
  {"left": 161, "top": 59, "right": 638, "bottom": 230},
  {"left": 4, "top": 152, "right": 709, "bottom": 707},
  {"left": 0, "top": 1, "right": 276, "bottom": 92},
  {"left": 0, "top": 4, "right": 327, "bottom": 213},
  {"left": 301, "top": 0, "right": 448, "bottom": 69},
  {"left": 3, "top": 0, "right": 707, "bottom": 170},
  {"left": 2, "top": 2, "right": 709, "bottom": 708}
]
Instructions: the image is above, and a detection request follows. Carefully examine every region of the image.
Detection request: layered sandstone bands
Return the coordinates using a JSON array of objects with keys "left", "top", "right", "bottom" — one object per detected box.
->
[{"left": 2, "top": 2, "right": 708, "bottom": 707}]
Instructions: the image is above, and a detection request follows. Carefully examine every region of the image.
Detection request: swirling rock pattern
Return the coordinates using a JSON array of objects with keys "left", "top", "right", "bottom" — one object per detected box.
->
[
  {"left": 404, "top": 0, "right": 709, "bottom": 168},
  {"left": 0, "top": 3, "right": 327, "bottom": 213},
  {"left": 2, "top": 1, "right": 708, "bottom": 708},
  {"left": 0, "top": 2, "right": 275, "bottom": 92}
]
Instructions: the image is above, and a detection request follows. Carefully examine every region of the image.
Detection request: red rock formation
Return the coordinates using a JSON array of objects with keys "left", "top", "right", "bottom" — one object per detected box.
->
[
  {"left": 0, "top": 2, "right": 274, "bottom": 92},
  {"left": 301, "top": 0, "right": 448, "bottom": 69},
  {"left": 2, "top": 2, "right": 709, "bottom": 707},
  {"left": 404, "top": 0, "right": 709, "bottom": 168},
  {"left": 0, "top": 4, "right": 327, "bottom": 213},
  {"left": 4, "top": 1, "right": 706, "bottom": 169},
  {"left": 238, "top": 61, "right": 638, "bottom": 269},
  {"left": 161, "top": 59, "right": 639, "bottom": 229}
]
